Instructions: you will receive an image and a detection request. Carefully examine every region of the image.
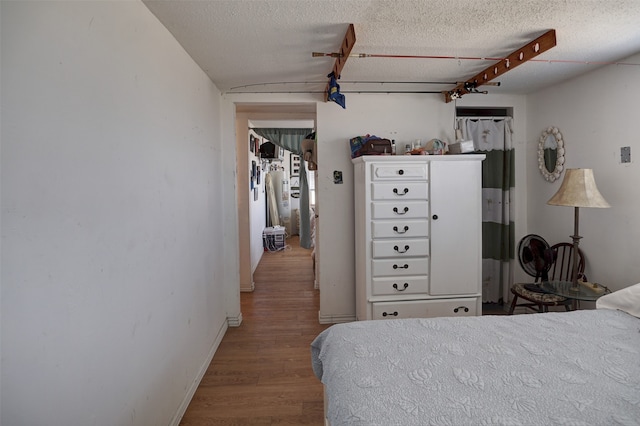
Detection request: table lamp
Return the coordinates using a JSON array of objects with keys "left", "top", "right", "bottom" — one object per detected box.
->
[{"left": 547, "top": 168, "right": 610, "bottom": 291}]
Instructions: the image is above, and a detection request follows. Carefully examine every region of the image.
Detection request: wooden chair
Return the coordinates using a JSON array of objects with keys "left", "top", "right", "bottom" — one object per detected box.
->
[{"left": 508, "top": 242, "right": 585, "bottom": 314}]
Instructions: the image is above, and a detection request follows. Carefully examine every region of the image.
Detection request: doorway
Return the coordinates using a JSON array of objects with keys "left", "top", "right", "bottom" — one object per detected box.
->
[{"left": 234, "top": 103, "right": 318, "bottom": 297}]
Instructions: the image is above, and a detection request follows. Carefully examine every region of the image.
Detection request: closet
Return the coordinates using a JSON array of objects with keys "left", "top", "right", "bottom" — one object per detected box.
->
[{"left": 353, "top": 155, "right": 485, "bottom": 320}]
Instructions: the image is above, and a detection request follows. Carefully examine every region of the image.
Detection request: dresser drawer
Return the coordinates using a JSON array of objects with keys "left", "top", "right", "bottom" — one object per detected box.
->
[
  {"left": 372, "top": 220, "right": 429, "bottom": 239},
  {"left": 371, "top": 163, "right": 427, "bottom": 181},
  {"left": 372, "top": 201, "right": 428, "bottom": 219},
  {"left": 371, "top": 182, "right": 428, "bottom": 201},
  {"left": 371, "top": 276, "right": 429, "bottom": 296},
  {"left": 371, "top": 298, "right": 478, "bottom": 320},
  {"left": 372, "top": 258, "right": 428, "bottom": 277},
  {"left": 372, "top": 239, "right": 429, "bottom": 258}
]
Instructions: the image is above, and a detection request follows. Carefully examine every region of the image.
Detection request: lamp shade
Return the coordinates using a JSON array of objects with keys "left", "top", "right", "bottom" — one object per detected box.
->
[{"left": 547, "top": 168, "right": 610, "bottom": 208}]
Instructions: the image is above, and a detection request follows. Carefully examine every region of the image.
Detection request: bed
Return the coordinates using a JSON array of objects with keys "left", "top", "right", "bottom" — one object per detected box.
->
[{"left": 311, "top": 284, "right": 640, "bottom": 426}]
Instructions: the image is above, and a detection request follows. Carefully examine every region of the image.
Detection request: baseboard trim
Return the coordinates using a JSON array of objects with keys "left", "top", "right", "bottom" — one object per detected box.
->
[
  {"left": 169, "top": 320, "right": 228, "bottom": 426},
  {"left": 240, "top": 281, "right": 255, "bottom": 292},
  {"left": 318, "top": 312, "right": 355, "bottom": 324},
  {"left": 227, "top": 312, "right": 243, "bottom": 327}
]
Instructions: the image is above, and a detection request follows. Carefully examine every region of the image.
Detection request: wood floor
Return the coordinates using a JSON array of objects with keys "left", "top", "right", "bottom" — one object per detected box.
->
[
  {"left": 179, "top": 236, "right": 330, "bottom": 425},
  {"left": 178, "top": 236, "right": 508, "bottom": 425}
]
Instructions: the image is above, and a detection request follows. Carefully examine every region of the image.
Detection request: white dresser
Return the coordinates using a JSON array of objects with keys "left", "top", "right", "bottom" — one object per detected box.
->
[{"left": 353, "top": 155, "right": 485, "bottom": 320}]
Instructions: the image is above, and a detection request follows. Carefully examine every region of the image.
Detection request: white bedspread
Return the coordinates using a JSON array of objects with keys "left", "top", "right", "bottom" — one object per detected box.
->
[{"left": 311, "top": 310, "right": 640, "bottom": 426}]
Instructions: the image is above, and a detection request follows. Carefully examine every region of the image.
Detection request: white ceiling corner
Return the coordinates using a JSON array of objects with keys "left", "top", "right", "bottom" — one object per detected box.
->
[{"left": 143, "top": 0, "right": 640, "bottom": 99}]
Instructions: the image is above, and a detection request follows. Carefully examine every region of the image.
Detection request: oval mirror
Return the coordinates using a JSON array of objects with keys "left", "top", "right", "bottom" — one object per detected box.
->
[{"left": 538, "top": 127, "right": 565, "bottom": 182}]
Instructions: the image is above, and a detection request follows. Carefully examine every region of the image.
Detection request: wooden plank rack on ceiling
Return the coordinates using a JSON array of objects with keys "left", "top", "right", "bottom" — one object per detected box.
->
[
  {"left": 443, "top": 29, "right": 557, "bottom": 102},
  {"left": 322, "top": 26, "right": 556, "bottom": 103},
  {"left": 324, "top": 24, "right": 356, "bottom": 101}
]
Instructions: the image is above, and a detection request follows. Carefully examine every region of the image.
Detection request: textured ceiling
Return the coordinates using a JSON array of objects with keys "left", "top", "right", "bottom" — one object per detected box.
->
[{"left": 144, "top": 0, "right": 640, "bottom": 98}]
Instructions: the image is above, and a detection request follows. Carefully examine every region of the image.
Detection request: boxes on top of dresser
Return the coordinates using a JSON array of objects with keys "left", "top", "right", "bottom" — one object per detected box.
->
[{"left": 350, "top": 135, "right": 392, "bottom": 158}]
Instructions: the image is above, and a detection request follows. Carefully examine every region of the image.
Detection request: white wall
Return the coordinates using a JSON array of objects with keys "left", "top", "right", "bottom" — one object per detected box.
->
[
  {"left": 315, "top": 94, "right": 449, "bottom": 321},
  {"left": 526, "top": 53, "right": 640, "bottom": 292},
  {"left": 248, "top": 132, "right": 266, "bottom": 276},
  {"left": 235, "top": 115, "right": 265, "bottom": 292},
  {"left": 1, "top": 2, "right": 231, "bottom": 425}
]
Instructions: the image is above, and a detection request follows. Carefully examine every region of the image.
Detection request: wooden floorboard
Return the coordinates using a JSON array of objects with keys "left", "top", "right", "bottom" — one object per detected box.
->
[{"left": 179, "top": 236, "right": 330, "bottom": 426}]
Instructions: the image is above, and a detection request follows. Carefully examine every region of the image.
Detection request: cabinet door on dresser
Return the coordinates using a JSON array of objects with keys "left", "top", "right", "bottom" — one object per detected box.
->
[{"left": 429, "top": 160, "right": 482, "bottom": 296}]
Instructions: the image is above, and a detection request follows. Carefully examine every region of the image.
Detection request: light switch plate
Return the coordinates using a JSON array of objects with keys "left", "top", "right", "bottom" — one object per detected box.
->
[{"left": 621, "top": 146, "right": 631, "bottom": 163}]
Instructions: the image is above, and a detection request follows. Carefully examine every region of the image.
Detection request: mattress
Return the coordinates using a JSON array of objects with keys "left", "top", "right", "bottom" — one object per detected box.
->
[{"left": 311, "top": 309, "right": 640, "bottom": 426}]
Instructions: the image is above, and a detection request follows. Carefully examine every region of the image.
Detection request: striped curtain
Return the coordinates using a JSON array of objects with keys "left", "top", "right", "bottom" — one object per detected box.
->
[{"left": 457, "top": 118, "right": 515, "bottom": 303}]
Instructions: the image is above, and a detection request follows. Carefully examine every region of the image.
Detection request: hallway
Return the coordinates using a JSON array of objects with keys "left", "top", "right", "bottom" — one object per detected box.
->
[{"left": 180, "top": 236, "right": 329, "bottom": 425}]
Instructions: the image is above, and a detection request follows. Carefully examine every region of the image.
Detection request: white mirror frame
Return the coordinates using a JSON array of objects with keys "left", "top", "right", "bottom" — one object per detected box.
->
[{"left": 538, "top": 127, "right": 565, "bottom": 182}]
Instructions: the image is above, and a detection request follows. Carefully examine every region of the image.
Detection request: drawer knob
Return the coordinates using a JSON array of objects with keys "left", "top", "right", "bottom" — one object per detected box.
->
[
  {"left": 393, "top": 283, "right": 409, "bottom": 291},
  {"left": 382, "top": 311, "right": 399, "bottom": 317},
  {"left": 398, "top": 169, "right": 404, "bottom": 175},
  {"left": 393, "top": 206, "right": 409, "bottom": 215},
  {"left": 393, "top": 225, "right": 409, "bottom": 234},
  {"left": 432, "top": 214, "right": 439, "bottom": 220},
  {"left": 454, "top": 306, "right": 470, "bottom": 313},
  {"left": 394, "top": 245, "right": 410, "bottom": 253},
  {"left": 393, "top": 264, "right": 409, "bottom": 270},
  {"left": 393, "top": 187, "right": 409, "bottom": 196}
]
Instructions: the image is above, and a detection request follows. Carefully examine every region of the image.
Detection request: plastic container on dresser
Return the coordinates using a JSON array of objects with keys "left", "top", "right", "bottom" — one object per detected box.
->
[{"left": 352, "top": 155, "right": 486, "bottom": 320}]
